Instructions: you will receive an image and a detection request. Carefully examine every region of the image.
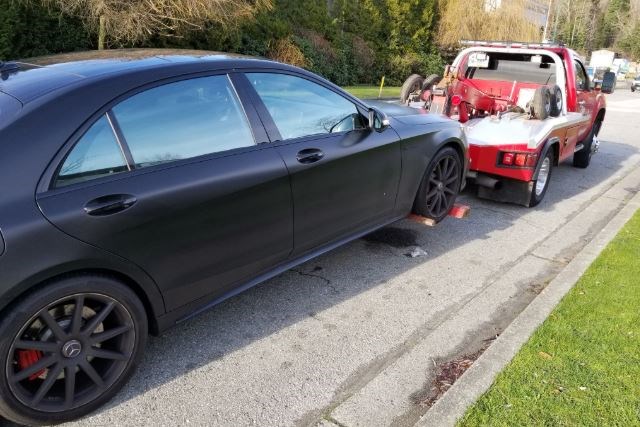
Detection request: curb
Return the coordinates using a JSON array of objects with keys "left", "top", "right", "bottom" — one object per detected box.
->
[{"left": 415, "top": 189, "right": 640, "bottom": 427}]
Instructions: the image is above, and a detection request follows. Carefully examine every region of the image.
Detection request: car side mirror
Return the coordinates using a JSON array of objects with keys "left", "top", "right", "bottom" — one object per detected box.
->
[{"left": 368, "top": 108, "right": 390, "bottom": 132}]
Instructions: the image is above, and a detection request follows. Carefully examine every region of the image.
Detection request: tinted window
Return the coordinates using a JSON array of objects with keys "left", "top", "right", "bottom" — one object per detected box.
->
[
  {"left": 0, "top": 93, "right": 21, "bottom": 128},
  {"left": 246, "top": 73, "right": 362, "bottom": 139},
  {"left": 113, "top": 75, "right": 254, "bottom": 168},
  {"left": 55, "top": 115, "right": 128, "bottom": 188}
]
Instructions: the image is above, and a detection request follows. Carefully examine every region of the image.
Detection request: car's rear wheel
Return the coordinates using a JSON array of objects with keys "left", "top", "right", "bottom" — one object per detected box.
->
[
  {"left": 0, "top": 275, "right": 147, "bottom": 426},
  {"left": 414, "top": 147, "right": 462, "bottom": 222},
  {"left": 529, "top": 150, "right": 553, "bottom": 207}
]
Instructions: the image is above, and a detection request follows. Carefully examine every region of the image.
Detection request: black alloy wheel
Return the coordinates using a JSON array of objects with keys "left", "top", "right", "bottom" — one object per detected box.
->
[
  {"left": 0, "top": 276, "right": 147, "bottom": 425},
  {"left": 414, "top": 147, "right": 462, "bottom": 222}
]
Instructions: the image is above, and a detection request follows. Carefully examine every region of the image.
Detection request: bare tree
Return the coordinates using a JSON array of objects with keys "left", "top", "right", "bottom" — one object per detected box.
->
[
  {"left": 23, "top": 0, "right": 272, "bottom": 50},
  {"left": 437, "top": 0, "right": 541, "bottom": 47}
]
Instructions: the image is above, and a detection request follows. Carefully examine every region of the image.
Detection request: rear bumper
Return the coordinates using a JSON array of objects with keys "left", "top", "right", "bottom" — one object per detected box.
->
[{"left": 468, "top": 144, "right": 536, "bottom": 182}]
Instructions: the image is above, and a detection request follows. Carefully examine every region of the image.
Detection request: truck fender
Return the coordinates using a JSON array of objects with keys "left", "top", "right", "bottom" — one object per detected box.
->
[{"left": 533, "top": 137, "right": 560, "bottom": 180}]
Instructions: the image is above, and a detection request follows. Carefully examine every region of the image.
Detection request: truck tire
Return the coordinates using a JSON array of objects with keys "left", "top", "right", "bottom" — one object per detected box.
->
[
  {"left": 530, "top": 86, "right": 551, "bottom": 120},
  {"left": 413, "top": 147, "right": 462, "bottom": 223},
  {"left": 400, "top": 74, "right": 424, "bottom": 104},
  {"left": 530, "top": 150, "right": 553, "bottom": 207},
  {"left": 549, "top": 85, "right": 563, "bottom": 117},
  {"left": 421, "top": 74, "right": 441, "bottom": 91},
  {"left": 573, "top": 121, "right": 600, "bottom": 168}
]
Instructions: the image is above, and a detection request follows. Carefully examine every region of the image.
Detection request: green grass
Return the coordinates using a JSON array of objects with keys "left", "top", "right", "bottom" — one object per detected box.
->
[
  {"left": 342, "top": 85, "right": 401, "bottom": 99},
  {"left": 460, "top": 210, "right": 640, "bottom": 427}
]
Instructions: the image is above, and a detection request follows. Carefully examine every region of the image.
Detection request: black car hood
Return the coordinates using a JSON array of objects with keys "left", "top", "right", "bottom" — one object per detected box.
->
[{"left": 365, "top": 100, "right": 456, "bottom": 126}]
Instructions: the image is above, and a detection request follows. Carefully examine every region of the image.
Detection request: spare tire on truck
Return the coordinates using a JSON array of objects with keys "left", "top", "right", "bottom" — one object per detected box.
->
[
  {"left": 530, "top": 86, "right": 551, "bottom": 120},
  {"left": 400, "top": 74, "right": 424, "bottom": 104},
  {"left": 549, "top": 85, "right": 563, "bottom": 117},
  {"left": 421, "top": 74, "right": 441, "bottom": 91}
]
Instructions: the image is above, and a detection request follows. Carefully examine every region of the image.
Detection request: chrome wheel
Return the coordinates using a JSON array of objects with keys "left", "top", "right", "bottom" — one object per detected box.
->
[
  {"left": 535, "top": 156, "right": 551, "bottom": 196},
  {"left": 6, "top": 293, "right": 135, "bottom": 413}
]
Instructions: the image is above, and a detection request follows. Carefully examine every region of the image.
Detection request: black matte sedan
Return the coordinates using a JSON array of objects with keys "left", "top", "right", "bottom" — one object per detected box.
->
[{"left": 0, "top": 49, "right": 467, "bottom": 425}]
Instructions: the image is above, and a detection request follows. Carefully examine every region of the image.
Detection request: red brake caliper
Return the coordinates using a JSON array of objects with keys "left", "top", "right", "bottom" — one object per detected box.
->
[{"left": 17, "top": 350, "right": 45, "bottom": 380}]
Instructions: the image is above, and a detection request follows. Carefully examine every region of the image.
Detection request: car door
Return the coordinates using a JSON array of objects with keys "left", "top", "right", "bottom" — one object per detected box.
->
[
  {"left": 37, "top": 74, "right": 293, "bottom": 311},
  {"left": 574, "top": 59, "right": 596, "bottom": 140},
  {"left": 241, "top": 72, "right": 402, "bottom": 255}
]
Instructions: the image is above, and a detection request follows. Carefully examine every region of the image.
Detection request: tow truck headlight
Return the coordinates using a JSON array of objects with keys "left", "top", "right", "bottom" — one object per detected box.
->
[{"left": 499, "top": 151, "right": 537, "bottom": 168}]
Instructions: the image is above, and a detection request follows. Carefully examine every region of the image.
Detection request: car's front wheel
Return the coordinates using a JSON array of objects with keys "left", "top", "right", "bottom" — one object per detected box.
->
[
  {"left": 414, "top": 147, "right": 462, "bottom": 222},
  {"left": 0, "top": 275, "right": 147, "bottom": 426}
]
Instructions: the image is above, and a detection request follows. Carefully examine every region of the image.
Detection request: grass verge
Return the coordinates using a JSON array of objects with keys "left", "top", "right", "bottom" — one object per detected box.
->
[
  {"left": 342, "top": 85, "right": 401, "bottom": 99},
  {"left": 459, "top": 210, "right": 640, "bottom": 427}
]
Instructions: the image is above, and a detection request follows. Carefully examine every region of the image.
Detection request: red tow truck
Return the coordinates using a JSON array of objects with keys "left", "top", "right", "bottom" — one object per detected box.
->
[{"left": 402, "top": 41, "right": 607, "bottom": 206}]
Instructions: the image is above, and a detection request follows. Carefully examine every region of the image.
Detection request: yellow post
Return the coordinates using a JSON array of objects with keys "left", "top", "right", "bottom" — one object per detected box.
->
[{"left": 378, "top": 76, "right": 385, "bottom": 99}]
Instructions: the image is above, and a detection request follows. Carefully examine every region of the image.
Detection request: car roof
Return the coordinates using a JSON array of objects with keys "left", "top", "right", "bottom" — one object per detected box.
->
[{"left": 0, "top": 49, "right": 278, "bottom": 104}]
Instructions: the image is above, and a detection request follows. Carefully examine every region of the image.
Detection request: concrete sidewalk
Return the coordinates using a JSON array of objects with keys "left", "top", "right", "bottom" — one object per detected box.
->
[{"left": 416, "top": 175, "right": 640, "bottom": 427}]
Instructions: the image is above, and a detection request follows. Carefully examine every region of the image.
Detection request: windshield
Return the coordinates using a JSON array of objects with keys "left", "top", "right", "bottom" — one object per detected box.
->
[
  {"left": 0, "top": 93, "right": 21, "bottom": 128},
  {"left": 463, "top": 52, "right": 557, "bottom": 85}
]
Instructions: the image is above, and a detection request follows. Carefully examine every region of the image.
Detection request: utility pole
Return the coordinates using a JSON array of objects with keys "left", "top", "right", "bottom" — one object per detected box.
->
[{"left": 542, "top": 0, "right": 554, "bottom": 42}]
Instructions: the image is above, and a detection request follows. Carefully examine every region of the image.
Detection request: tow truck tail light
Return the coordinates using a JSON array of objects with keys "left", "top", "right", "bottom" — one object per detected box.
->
[
  {"left": 500, "top": 151, "right": 537, "bottom": 168},
  {"left": 502, "top": 152, "right": 515, "bottom": 165}
]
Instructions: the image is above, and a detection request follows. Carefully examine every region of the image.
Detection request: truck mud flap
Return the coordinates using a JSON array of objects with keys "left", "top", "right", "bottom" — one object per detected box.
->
[{"left": 477, "top": 179, "right": 533, "bottom": 207}]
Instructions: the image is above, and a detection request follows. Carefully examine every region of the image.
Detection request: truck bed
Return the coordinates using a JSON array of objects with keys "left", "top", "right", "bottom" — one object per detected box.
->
[{"left": 465, "top": 112, "right": 589, "bottom": 150}]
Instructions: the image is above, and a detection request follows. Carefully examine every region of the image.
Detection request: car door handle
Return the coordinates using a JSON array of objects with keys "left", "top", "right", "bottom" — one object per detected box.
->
[
  {"left": 84, "top": 194, "right": 137, "bottom": 216},
  {"left": 296, "top": 148, "right": 324, "bottom": 164}
]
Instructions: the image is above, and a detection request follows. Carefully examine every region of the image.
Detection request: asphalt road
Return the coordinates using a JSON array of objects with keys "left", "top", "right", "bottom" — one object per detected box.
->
[{"left": 28, "top": 89, "right": 640, "bottom": 427}]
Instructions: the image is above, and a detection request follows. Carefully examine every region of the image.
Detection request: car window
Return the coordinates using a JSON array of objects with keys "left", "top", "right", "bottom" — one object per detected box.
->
[
  {"left": 0, "top": 93, "right": 21, "bottom": 129},
  {"left": 574, "top": 60, "right": 589, "bottom": 91},
  {"left": 246, "top": 73, "right": 363, "bottom": 140},
  {"left": 113, "top": 75, "right": 254, "bottom": 168},
  {"left": 55, "top": 115, "right": 128, "bottom": 188},
  {"left": 464, "top": 53, "right": 557, "bottom": 85}
]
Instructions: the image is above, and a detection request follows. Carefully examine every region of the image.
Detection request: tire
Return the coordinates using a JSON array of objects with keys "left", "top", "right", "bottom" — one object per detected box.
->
[
  {"left": 631, "top": 86, "right": 635, "bottom": 92},
  {"left": 400, "top": 74, "right": 424, "bottom": 104},
  {"left": 573, "top": 121, "right": 600, "bottom": 168},
  {"left": 549, "top": 85, "right": 563, "bottom": 117},
  {"left": 413, "top": 147, "right": 462, "bottom": 222},
  {"left": 421, "top": 74, "right": 441, "bottom": 91},
  {"left": 530, "top": 86, "right": 551, "bottom": 120},
  {"left": 0, "top": 275, "right": 147, "bottom": 426},
  {"left": 530, "top": 149, "right": 553, "bottom": 207}
]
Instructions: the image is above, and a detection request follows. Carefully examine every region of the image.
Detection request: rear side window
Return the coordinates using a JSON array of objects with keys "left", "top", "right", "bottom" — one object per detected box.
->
[
  {"left": 112, "top": 75, "right": 254, "bottom": 168},
  {"left": 0, "top": 93, "right": 21, "bottom": 128},
  {"left": 55, "top": 115, "right": 128, "bottom": 188},
  {"left": 246, "top": 73, "right": 362, "bottom": 140}
]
